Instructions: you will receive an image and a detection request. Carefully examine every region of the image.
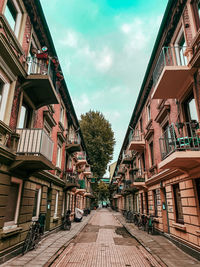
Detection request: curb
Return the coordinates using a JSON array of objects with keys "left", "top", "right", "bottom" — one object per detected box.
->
[
  {"left": 114, "top": 214, "right": 167, "bottom": 267},
  {"left": 44, "top": 211, "right": 95, "bottom": 267}
]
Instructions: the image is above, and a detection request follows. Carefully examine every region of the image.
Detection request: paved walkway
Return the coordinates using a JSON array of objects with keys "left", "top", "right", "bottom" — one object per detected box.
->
[
  {"left": 51, "top": 209, "right": 163, "bottom": 267},
  {"left": 2, "top": 212, "right": 94, "bottom": 267},
  {"left": 114, "top": 211, "right": 200, "bottom": 267}
]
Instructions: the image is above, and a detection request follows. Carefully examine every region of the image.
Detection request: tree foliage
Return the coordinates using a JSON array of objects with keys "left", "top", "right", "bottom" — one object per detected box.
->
[
  {"left": 80, "top": 110, "right": 115, "bottom": 177},
  {"left": 96, "top": 181, "right": 109, "bottom": 201}
]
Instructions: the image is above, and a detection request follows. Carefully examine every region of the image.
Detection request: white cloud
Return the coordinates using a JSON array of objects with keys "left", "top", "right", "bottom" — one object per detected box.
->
[{"left": 59, "top": 30, "right": 78, "bottom": 48}]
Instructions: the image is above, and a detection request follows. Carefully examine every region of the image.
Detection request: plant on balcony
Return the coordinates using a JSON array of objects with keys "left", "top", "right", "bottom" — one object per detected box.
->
[{"left": 134, "top": 177, "right": 145, "bottom": 182}]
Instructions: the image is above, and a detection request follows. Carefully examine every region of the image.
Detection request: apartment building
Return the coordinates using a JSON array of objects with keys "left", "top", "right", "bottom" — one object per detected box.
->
[
  {"left": 111, "top": 0, "right": 200, "bottom": 257},
  {"left": 0, "top": 0, "right": 93, "bottom": 263}
]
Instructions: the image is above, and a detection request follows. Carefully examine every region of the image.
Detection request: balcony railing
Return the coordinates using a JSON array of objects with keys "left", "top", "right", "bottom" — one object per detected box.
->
[
  {"left": 129, "top": 130, "right": 143, "bottom": 142},
  {"left": 65, "top": 174, "right": 79, "bottom": 185},
  {"left": 27, "top": 57, "right": 56, "bottom": 88},
  {"left": 78, "top": 179, "right": 86, "bottom": 189},
  {"left": 76, "top": 151, "right": 86, "bottom": 161},
  {"left": 122, "top": 150, "right": 133, "bottom": 164},
  {"left": 16, "top": 129, "right": 54, "bottom": 162},
  {"left": 153, "top": 46, "right": 187, "bottom": 88},
  {"left": 67, "top": 133, "right": 81, "bottom": 145},
  {"left": 159, "top": 122, "right": 200, "bottom": 160},
  {"left": 128, "top": 130, "right": 145, "bottom": 151}
]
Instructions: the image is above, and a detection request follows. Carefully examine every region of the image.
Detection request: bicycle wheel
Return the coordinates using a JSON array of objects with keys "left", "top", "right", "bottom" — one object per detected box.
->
[{"left": 22, "top": 228, "right": 33, "bottom": 255}]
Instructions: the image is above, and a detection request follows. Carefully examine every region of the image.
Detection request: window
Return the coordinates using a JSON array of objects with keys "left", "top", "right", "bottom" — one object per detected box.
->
[
  {"left": 140, "top": 117, "right": 143, "bottom": 132},
  {"left": 183, "top": 92, "right": 198, "bottom": 122},
  {"left": 54, "top": 191, "right": 59, "bottom": 218},
  {"left": 145, "top": 192, "right": 149, "bottom": 215},
  {"left": 0, "top": 79, "right": 10, "bottom": 122},
  {"left": 173, "top": 184, "right": 184, "bottom": 223},
  {"left": 32, "top": 187, "right": 41, "bottom": 220},
  {"left": 147, "top": 103, "right": 151, "bottom": 122},
  {"left": 4, "top": 177, "right": 23, "bottom": 230},
  {"left": 153, "top": 190, "right": 158, "bottom": 217},
  {"left": 142, "top": 152, "right": 146, "bottom": 171},
  {"left": 141, "top": 193, "right": 144, "bottom": 214},
  {"left": 56, "top": 143, "right": 62, "bottom": 168},
  {"left": 195, "top": 178, "right": 200, "bottom": 208},
  {"left": 149, "top": 141, "right": 154, "bottom": 166},
  {"left": 4, "top": 0, "right": 22, "bottom": 37},
  {"left": 175, "top": 30, "right": 187, "bottom": 66},
  {"left": 60, "top": 105, "right": 64, "bottom": 125},
  {"left": 18, "top": 102, "right": 32, "bottom": 128}
]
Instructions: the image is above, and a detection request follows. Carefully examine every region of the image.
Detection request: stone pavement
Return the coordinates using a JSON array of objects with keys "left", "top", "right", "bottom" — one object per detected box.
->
[
  {"left": 2, "top": 211, "right": 95, "bottom": 267},
  {"left": 51, "top": 209, "right": 164, "bottom": 266},
  {"left": 114, "top": 211, "right": 200, "bottom": 267}
]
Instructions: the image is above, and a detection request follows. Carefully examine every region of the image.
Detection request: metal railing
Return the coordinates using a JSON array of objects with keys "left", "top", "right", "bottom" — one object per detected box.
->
[
  {"left": 84, "top": 166, "right": 91, "bottom": 173},
  {"left": 64, "top": 174, "right": 79, "bottom": 185},
  {"left": 78, "top": 179, "right": 86, "bottom": 189},
  {"left": 159, "top": 122, "right": 200, "bottom": 160},
  {"left": 26, "top": 57, "right": 56, "bottom": 88},
  {"left": 122, "top": 150, "right": 133, "bottom": 160},
  {"left": 16, "top": 129, "right": 54, "bottom": 162},
  {"left": 76, "top": 151, "right": 86, "bottom": 160},
  {"left": 129, "top": 130, "right": 143, "bottom": 143},
  {"left": 67, "top": 133, "right": 81, "bottom": 145},
  {"left": 153, "top": 46, "right": 188, "bottom": 88}
]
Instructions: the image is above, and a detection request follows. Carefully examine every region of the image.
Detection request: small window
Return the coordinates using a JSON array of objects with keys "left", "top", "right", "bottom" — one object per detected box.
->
[
  {"left": 145, "top": 192, "right": 149, "bottom": 215},
  {"left": 0, "top": 79, "right": 10, "bottom": 122},
  {"left": 149, "top": 141, "right": 154, "bottom": 166},
  {"left": 4, "top": 177, "right": 23, "bottom": 229},
  {"left": 32, "top": 187, "right": 41, "bottom": 220},
  {"left": 141, "top": 193, "right": 144, "bottom": 214},
  {"left": 54, "top": 191, "right": 59, "bottom": 218},
  {"left": 56, "top": 143, "right": 62, "bottom": 168},
  {"left": 60, "top": 105, "right": 64, "bottom": 125},
  {"left": 183, "top": 92, "right": 198, "bottom": 122},
  {"left": 195, "top": 178, "right": 200, "bottom": 208},
  {"left": 147, "top": 103, "right": 151, "bottom": 122},
  {"left": 153, "top": 190, "right": 158, "bottom": 217},
  {"left": 0, "top": 81, "right": 3, "bottom": 107},
  {"left": 173, "top": 184, "right": 184, "bottom": 224},
  {"left": 140, "top": 117, "right": 143, "bottom": 132},
  {"left": 175, "top": 30, "right": 187, "bottom": 66}
]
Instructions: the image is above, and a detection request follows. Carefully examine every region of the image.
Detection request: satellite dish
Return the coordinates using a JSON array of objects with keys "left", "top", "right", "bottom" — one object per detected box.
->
[{"left": 42, "top": 46, "right": 48, "bottom": 52}]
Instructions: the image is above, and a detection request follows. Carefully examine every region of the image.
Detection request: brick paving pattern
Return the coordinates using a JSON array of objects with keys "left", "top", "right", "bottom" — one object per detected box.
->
[{"left": 52, "top": 209, "right": 163, "bottom": 267}]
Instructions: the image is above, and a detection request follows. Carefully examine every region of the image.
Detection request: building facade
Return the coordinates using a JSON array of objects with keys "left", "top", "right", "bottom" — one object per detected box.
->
[
  {"left": 0, "top": 0, "right": 93, "bottom": 263},
  {"left": 111, "top": 0, "right": 200, "bottom": 258}
]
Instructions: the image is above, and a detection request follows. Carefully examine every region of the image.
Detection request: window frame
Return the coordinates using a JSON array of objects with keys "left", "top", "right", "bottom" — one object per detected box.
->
[
  {"left": 54, "top": 191, "right": 59, "bottom": 218},
  {"left": 173, "top": 183, "right": 184, "bottom": 224},
  {"left": 32, "top": 186, "right": 42, "bottom": 221},
  {"left": 149, "top": 141, "right": 154, "bottom": 167},
  {"left": 3, "top": 177, "right": 23, "bottom": 230},
  {"left": 0, "top": 77, "right": 10, "bottom": 122},
  {"left": 56, "top": 141, "right": 62, "bottom": 168},
  {"left": 147, "top": 103, "right": 151, "bottom": 122}
]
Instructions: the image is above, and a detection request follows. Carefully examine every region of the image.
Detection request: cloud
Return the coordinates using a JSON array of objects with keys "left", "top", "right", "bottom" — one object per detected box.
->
[{"left": 59, "top": 30, "right": 78, "bottom": 48}]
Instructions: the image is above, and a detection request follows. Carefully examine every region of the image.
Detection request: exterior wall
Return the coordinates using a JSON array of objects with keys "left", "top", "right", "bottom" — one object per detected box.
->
[{"left": 113, "top": 0, "right": 200, "bottom": 254}]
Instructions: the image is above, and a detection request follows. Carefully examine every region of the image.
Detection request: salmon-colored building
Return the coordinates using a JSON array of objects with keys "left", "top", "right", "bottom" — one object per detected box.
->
[
  {"left": 0, "top": 0, "right": 93, "bottom": 263},
  {"left": 112, "top": 0, "right": 200, "bottom": 258}
]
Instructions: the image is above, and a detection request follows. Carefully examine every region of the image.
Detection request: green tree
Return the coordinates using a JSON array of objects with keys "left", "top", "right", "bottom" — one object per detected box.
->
[
  {"left": 80, "top": 110, "right": 115, "bottom": 177},
  {"left": 97, "top": 181, "right": 109, "bottom": 201}
]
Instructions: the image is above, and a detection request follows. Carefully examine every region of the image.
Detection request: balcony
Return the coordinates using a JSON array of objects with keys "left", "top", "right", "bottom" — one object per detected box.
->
[
  {"left": 66, "top": 133, "right": 81, "bottom": 153},
  {"left": 118, "top": 165, "right": 126, "bottom": 175},
  {"left": 64, "top": 174, "right": 79, "bottom": 190},
  {"left": 121, "top": 150, "right": 134, "bottom": 164},
  {"left": 75, "top": 152, "right": 87, "bottom": 165},
  {"left": 132, "top": 169, "right": 146, "bottom": 188},
  {"left": 22, "top": 57, "right": 59, "bottom": 109},
  {"left": 11, "top": 129, "right": 54, "bottom": 175},
  {"left": 84, "top": 166, "right": 92, "bottom": 176},
  {"left": 159, "top": 122, "right": 200, "bottom": 171},
  {"left": 152, "top": 46, "right": 195, "bottom": 100},
  {"left": 128, "top": 130, "right": 145, "bottom": 152}
]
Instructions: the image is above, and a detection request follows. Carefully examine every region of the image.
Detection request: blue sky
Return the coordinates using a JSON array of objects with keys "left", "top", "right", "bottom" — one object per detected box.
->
[{"left": 40, "top": 0, "right": 168, "bottom": 166}]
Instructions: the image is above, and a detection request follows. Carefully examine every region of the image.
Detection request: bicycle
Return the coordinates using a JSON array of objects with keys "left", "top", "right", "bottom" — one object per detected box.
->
[
  {"left": 147, "top": 215, "right": 155, "bottom": 235},
  {"left": 62, "top": 210, "right": 71, "bottom": 230},
  {"left": 22, "top": 220, "right": 42, "bottom": 255}
]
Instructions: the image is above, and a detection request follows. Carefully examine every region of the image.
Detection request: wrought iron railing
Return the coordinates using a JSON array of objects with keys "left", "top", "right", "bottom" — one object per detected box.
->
[
  {"left": 153, "top": 46, "right": 188, "bottom": 88},
  {"left": 67, "top": 133, "right": 81, "bottom": 145},
  {"left": 16, "top": 129, "right": 54, "bottom": 162},
  {"left": 129, "top": 130, "right": 144, "bottom": 143},
  {"left": 78, "top": 179, "right": 86, "bottom": 189},
  {"left": 159, "top": 122, "right": 200, "bottom": 160},
  {"left": 76, "top": 151, "right": 86, "bottom": 160},
  {"left": 26, "top": 57, "right": 56, "bottom": 88},
  {"left": 64, "top": 173, "right": 79, "bottom": 185},
  {"left": 122, "top": 150, "right": 133, "bottom": 160}
]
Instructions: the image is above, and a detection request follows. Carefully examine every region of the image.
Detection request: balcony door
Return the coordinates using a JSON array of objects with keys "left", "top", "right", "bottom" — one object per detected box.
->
[
  {"left": 175, "top": 30, "right": 187, "bottom": 66},
  {"left": 18, "top": 101, "right": 32, "bottom": 129}
]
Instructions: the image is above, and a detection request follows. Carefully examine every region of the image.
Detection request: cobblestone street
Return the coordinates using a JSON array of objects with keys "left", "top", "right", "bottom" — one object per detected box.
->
[{"left": 51, "top": 209, "right": 163, "bottom": 267}]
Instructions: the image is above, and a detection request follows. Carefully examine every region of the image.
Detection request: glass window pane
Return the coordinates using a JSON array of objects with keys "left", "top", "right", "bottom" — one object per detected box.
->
[
  {"left": 18, "top": 105, "right": 27, "bottom": 128},
  {"left": 4, "top": 0, "right": 16, "bottom": 31},
  {"left": 0, "top": 81, "right": 3, "bottom": 108},
  {"left": 32, "top": 189, "right": 39, "bottom": 217},
  {"left": 189, "top": 98, "right": 198, "bottom": 121},
  {"left": 4, "top": 183, "right": 19, "bottom": 222}
]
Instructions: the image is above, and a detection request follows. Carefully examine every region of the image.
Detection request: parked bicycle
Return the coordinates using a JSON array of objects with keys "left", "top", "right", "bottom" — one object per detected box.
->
[
  {"left": 62, "top": 210, "right": 71, "bottom": 230},
  {"left": 137, "top": 214, "right": 148, "bottom": 231}
]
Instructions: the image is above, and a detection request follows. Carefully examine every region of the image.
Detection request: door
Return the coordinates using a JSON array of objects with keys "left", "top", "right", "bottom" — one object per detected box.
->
[{"left": 161, "top": 187, "right": 170, "bottom": 233}]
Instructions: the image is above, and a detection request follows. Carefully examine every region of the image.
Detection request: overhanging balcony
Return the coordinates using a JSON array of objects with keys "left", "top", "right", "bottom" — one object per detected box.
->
[
  {"left": 128, "top": 130, "right": 145, "bottom": 152},
  {"left": 66, "top": 133, "right": 81, "bottom": 153},
  {"left": 11, "top": 129, "right": 54, "bottom": 175},
  {"left": 75, "top": 152, "right": 87, "bottom": 165},
  {"left": 132, "top": 169, "right": 146, "bottom": 188},
  {"left": 22, "top": 57, "right": 59, "bottom": 109},
  {"left": 64, "top": 174, "right": 79, "bottom": 190},
  {"left": 118, "top": 165, "right": 126, "bottom": 175},
  {"left": 159, "top": 122, "right": 200, "bottom": 171},
  {"left": 84, "top": 166, "right": 92, "bottom": 176},
  {"left": 152, "top": 46, "right": 195, "bottom": 100},
  {"left": 121, "top": 150, "right": 134, "bottom": 164}
]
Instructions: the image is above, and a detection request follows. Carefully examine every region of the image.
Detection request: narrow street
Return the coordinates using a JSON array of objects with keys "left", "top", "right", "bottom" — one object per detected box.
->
[{"left": 51, "top": 209, "right": 162, "bottom": 267}]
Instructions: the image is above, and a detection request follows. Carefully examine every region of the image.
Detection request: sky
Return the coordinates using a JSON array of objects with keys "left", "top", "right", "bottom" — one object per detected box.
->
[{"left": 40, "top": 0, "right": 168, "bottom": 168}]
